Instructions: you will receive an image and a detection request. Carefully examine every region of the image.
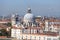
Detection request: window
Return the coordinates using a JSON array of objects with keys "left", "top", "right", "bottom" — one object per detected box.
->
[
  {"left": 39, "top": 37, "right": 40, "bottom": 40},
  {"left": 53, "top": 39, "right": 57, "bottom": 40},
  {"left": 47, "top": 38, "right": 51, "bottom": 40},
  {"left": 21, "top": 36, "right": 23, "bottom": 40},
  {"left": 34, "top": 36, "right": 36, "bottom": 40},
  {"left": 22, "top": 29, "right": 24, "bottom": 33},
  {"left": 30, "top": 36, "right": 32, "bottom": 40},
  {"left": 26, "top": 36, "right": 27, "bottom": 40}
]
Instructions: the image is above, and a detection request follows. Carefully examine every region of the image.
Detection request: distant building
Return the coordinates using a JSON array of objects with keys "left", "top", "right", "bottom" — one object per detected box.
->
[{"left": 11, "top": 8, "right": 60, "bottom": 40}]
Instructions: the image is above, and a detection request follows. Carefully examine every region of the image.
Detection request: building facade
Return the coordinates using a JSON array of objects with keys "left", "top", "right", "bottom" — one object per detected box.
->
[{"left": 11, "top": 8, "right": 60, "bottom": 40}]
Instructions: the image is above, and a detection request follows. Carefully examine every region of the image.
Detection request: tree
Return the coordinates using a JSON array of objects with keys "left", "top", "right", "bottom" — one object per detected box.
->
[{"left": 7, "top": 22, "right": 12, "bottom": 27}]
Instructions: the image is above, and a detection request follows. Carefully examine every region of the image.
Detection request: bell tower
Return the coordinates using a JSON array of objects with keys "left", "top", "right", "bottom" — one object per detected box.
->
[{"left": 11, "top": 14, "right": 16, "bottom": 26}]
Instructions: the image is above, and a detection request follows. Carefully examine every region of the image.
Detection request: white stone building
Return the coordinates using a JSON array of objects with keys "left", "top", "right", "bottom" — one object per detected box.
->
[{"left": 11, "top": 8, "right": 60, "bottom": 40}]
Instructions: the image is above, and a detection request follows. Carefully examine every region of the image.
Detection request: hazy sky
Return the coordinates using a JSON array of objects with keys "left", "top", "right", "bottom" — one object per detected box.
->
[{"left": 0, "top": 0, "right": 60, "bottom": 17}]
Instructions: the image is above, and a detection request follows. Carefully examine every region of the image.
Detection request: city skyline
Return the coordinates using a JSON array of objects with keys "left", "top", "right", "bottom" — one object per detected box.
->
[{"left": 0, "top": 0, "right": 60, "bottom": 17}]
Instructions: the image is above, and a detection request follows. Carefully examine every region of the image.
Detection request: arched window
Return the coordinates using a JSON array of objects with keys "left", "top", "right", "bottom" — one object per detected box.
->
[
  {"left": 47, "top": 38, "right": 51, "bottom": 40},
  {"left": 34, "top": 36, "right": 36, "bottom": 40},
  {"left": 21, "top": 35, "right": 23, "bottom": 40},
  {"left": 39, "top": 37, "right": 40, "bottom": 40},
  {"left": 30, "top": 36, "right": 32, "bottom": 40},
  {"left": 26, "top": 36, "right": 27, "bottom": 40}
]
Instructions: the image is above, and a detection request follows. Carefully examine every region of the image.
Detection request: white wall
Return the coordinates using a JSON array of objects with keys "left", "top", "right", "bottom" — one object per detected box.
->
[
  {"left": 11, "top": 29, "right": 59, "bottom": 40},
  {"left": 11, "top": 29, "right": 20, "bottom": 39},
  {"left": 45, "top": 20, "right": 49, "bottom": 31}
]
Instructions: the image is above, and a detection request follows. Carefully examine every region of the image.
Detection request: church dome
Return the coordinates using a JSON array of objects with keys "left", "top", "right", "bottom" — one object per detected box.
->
[
  {"left": 24, "top": 8, "right": 34, "bottom": 23},
  {"left": 24, "top": 13, "right": 34, "bottom": 22}
]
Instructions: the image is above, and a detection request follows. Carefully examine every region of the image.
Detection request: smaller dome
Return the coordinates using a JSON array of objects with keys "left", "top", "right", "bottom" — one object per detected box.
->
[
  {"left": 27, "top": 8, "right": 31, "bottom": 13},
  {"left": 28, "top": 8, "right": 31, "bottom": 11}
]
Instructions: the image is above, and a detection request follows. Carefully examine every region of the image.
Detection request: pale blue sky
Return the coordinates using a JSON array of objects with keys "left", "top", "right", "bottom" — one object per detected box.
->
[{"left": 0, "top": 0, "right": 60, "bottom": 17}]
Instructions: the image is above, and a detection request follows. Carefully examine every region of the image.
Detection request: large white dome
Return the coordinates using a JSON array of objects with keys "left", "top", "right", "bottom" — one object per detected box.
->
[
  {"left": 24, "top": 8, "right": 35, "bottom": 23},
  {"left": 24, "top": 13, "right": 34, "bottom": 23}
]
